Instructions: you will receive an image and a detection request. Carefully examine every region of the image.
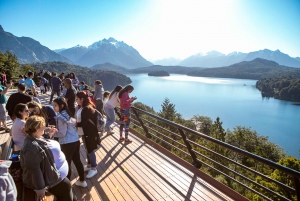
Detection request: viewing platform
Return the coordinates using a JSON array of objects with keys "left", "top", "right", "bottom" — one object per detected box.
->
[{"left": 1, "top": 89, "right": 299, "bottom": 201}]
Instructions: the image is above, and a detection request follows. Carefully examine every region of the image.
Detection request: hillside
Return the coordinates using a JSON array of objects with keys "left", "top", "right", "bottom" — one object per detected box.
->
[
  {"left": 186, "top": 58, "right": 300, "bottom": 79},
  {"left": 0, "top": 25, "right": 72, "bottom": 64},
  {"left": 29, "top": 62, "right": 132, "bottom": 90},
  {"left": 148, "top": 70, "right": 170, "bottom": 76}
]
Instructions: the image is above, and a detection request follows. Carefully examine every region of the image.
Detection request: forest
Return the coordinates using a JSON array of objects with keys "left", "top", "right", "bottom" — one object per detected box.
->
[
  {"left": 131, "top": 98, "right": 300, "bottom": 201},
  {"left": 256, "top": 76, "right": 300, "bottom": 101}
]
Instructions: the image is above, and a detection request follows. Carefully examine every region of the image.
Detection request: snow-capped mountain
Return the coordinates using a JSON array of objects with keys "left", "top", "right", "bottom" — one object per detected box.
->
[
  {"left": 179, "top": 49, "right": 300, "bottom": 67},
  {"left": 57, "top": 37, "right": 153, "bottom": 68}
]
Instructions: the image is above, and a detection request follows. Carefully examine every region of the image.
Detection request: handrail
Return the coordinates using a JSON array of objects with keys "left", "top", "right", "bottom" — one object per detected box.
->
[
  {"left": 131, "top": 106, "right": 300, "bottom": 178},
  {"left": 129, "top": 106, "right": 300, "bottom": 201}
]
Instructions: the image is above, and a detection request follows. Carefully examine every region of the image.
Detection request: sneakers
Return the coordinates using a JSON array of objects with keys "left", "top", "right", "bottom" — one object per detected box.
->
[
  {"left": 84, "top": 165, "right": 91, "bottom": 172},
  {"left": 86, "top": 169, "right": 97, "bottom": 178},
  {"left": 74, "top": 180, "right": 87, "bottom": 187}
]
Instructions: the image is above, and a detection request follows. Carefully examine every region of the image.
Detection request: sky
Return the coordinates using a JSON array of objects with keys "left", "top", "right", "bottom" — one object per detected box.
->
[{"left": 1, "top": 0, "right": 300, "bottom": 61}]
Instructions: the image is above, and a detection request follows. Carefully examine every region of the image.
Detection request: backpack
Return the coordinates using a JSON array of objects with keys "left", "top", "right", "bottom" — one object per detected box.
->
[{"left": 88, "top": 109, "right": 105, "bottom": 132}]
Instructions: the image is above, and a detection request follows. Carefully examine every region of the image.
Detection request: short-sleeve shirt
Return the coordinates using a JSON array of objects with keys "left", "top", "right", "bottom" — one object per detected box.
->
[{"left": 24, "top": 78, "right": 35, "bottom": 90}]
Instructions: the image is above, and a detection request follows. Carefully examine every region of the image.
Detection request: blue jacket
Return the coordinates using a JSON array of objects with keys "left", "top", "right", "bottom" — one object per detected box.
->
[{"left": 54, "top": 110, "right": 79, "bottom": 145}]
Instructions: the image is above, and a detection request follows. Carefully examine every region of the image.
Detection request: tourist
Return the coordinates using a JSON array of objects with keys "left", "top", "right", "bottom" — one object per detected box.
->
[
  {"left": 76, "top": 92, "right": 98, "bottom": 178},
  {"left": 38, "top": 76, "right": 49, "bottom": 94},
  {"left": 6, "top": 84, "right": 32, "bottom": 119},
  {"left": 103, "top": 91, "right": 110, "bottom": 106},
  {"left": 118, "top": 85, "right": 137, "bottom": 144},
  {"left": 49, "top": 72, "right": 62, "bottom": 104},
  {"left": 1, "top": 72, "right": 7, "bottom": 86},
  {"left": 64, "top": 78, "right": 76, "bottom": 116},
  {"left": 93, "top": 80, "right": 104, "bottom": 115},
  {"left": 21, "top": 116, "right": 74, "bottom": 201},
  {"left": 79, "top": 81, "right": 85, "bottom": 92},
  {"left": 69, "top": 72, "right": 79, "bottom": 90},
  {"left": 50, "top": 97, "right": 87, "bottom": 187},
  {"left": 11, "top": 103, "right": 29, "bottom": 152},
  {"left": 27, "top": 91, "right": 41, "bottom": 104},
  {"left": 0, "top": 160, "right": 17, "bottom": 201},
  {"left": 18, "top": 75, "right": 25, "bottom": 85},
  {"left": 24, "top": 71, "right": 37, "bottom": 97},
  {"left": 27, "top": 101, "right": 56, "bottom": 126},
  {"left": 0, "top": 80, "right": 12, "bottom": 132},
  {"left": 103, "top": 86, "right": 122, "bottom": 135}
]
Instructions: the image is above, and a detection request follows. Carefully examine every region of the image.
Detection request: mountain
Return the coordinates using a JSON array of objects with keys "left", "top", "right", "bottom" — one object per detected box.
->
[
  {"left": 54, "top": 45, "right": 88, "bottom": 63},
  {"left": 0, "top": 25, "right": 72, "bottom": 64},
  {"left": 293, "top": 57, "right": 300, "bottom": 62},
  {"left": 152, "top": 57, "right": 182, "bottom": 66},
  {"left": 186, "top": 58, "right": 300, "bottom": 79},
  {"left": 56, "top": 37, "right": 153, "bottom": 68},
  {"left": 179, "top": 49, "right": 300, "bottom": 68}
]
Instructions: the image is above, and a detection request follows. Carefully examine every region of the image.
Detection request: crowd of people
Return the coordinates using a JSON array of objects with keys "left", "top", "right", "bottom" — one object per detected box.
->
[{"left": 0, "top": 70, "right": 137, "bottom": 201}]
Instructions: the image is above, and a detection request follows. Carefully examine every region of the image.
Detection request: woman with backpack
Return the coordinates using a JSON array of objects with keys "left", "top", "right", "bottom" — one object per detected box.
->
[
  {"left": 49, "top": 97, "right": 87, "bottom": 187},
  {"left": 118, "top": 85, "right": 137, "bottom": 144},
  {"left": 75, "top": 91, "right": 98, "bottom": 178}
]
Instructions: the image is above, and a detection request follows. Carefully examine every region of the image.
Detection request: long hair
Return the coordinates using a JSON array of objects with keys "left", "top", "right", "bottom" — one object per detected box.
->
[
  {"left": 12, "top": 103, "right": 27, "bottom": 120},
  {"left": 53, "top": 97, "right": 73, "bottom": 117},
  {"left": 27, "top": 101, "right": 48, "bottom": 120},
  {"left": 76, "top": 91, "right": 95, "bottom": 108},
  {"left": 118, "top": 85, "right": 134, "bottom": 99},
  {"left": 69, "top": 72, "right": 76, "bottom": 79},
  {"left": 64, "top": 78, "right": 72, "bottom": 88},
  {"left": 109, "top": 85, "right": 122, "bottom": 100}
]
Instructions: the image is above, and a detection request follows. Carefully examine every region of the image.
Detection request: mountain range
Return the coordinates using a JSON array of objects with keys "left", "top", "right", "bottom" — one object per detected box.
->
[
  {"left": 54, "top": 38, "right": 153, "bottom": 68},
  {"left": 0, "top": 25, "right": 71, "bottom": 64},
  {"left": 176, "top": 49, "right": 300, "bottom": 68},
  {"left": 1, "top": 25, "right": 300, "bottom": 68}
]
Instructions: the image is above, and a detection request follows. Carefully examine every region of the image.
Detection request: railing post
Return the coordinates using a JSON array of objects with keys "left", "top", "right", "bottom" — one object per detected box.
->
[
  {"left": 132, "top": 109, "right": 152, "bottom": 139},
  {"left": 178, "top": 128, "right": 201, "bottom": 168},
  {"left": 294, "top": 177, "right": 300, "bottom": 201}
]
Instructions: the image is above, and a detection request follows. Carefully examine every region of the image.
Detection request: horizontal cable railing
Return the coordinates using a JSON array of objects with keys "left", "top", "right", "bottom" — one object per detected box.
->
[{"left": 120, "top": 106, "right": 300, "bottom": 201}]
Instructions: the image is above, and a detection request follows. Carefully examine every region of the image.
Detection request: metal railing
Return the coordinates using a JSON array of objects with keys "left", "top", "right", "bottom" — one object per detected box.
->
[{"left": 119, "top": 106, "right": 300, "bottom": 201}]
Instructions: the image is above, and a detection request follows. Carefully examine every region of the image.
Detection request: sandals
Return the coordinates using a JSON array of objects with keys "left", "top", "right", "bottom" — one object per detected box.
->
[{"left": 119, "top": 138, "right": 125, "bottom": 142}]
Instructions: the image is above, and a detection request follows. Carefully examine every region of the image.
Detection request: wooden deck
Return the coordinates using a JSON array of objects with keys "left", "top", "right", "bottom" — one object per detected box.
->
[{"left": 1, "top": 89, "right": 236, "bottom": 201}]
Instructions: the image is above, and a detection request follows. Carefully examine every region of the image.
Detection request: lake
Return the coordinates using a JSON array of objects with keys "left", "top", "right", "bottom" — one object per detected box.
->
[{"left": 125, "top": 73, "right": 300, "bottom": 158}]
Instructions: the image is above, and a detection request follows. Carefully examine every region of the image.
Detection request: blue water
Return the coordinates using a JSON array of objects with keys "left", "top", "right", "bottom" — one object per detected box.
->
[{"left": 126, "top": 74, "right": 300, "bottom": 157}]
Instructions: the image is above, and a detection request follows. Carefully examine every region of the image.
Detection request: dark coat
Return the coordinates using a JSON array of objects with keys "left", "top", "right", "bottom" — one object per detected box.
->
[{"left": 77, "top": 106, "right": 98, "bottom": 153}]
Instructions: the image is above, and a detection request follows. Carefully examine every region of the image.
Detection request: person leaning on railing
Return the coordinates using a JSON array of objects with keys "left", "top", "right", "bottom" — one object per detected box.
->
[
  {"left": 118, "top": 85, "right": 137, "bottom": 144},
  {"left": 20, "top": 116, "right": 74, "bottom": 201}
]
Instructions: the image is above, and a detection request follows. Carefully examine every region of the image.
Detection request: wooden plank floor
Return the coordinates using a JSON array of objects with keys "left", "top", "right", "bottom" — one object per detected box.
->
[{"left": 2, "top": 89, "right": 235, "bottom": 201}]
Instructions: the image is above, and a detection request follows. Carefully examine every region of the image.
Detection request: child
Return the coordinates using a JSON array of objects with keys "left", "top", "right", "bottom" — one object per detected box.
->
[{"left": 79, "top": 81, "right": 85, "bottom": 92}]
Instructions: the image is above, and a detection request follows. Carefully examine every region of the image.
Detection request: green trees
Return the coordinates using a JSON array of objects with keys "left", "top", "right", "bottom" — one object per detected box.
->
[
  {"left": 256, "top": 77, "right": 300, "bottom": 101},
  {"left": 158, "top": 98, "right": 177, "bottom": 121},
  {"left": 0, "top": 51, "right": 20, "bottom": 80}
]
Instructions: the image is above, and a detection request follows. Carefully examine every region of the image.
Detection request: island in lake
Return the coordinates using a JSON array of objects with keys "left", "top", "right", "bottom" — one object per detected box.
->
[{"left": 148, "top": 70, "right": 170, "bottom": 77}]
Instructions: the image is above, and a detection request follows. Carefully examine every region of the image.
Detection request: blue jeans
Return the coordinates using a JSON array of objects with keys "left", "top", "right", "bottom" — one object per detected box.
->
[
  {"left": 82, "top": 137, "right": 97, "bottom": 168},
  {"left": 104, "top": 106, "right": 115, "bottom": 131}
]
